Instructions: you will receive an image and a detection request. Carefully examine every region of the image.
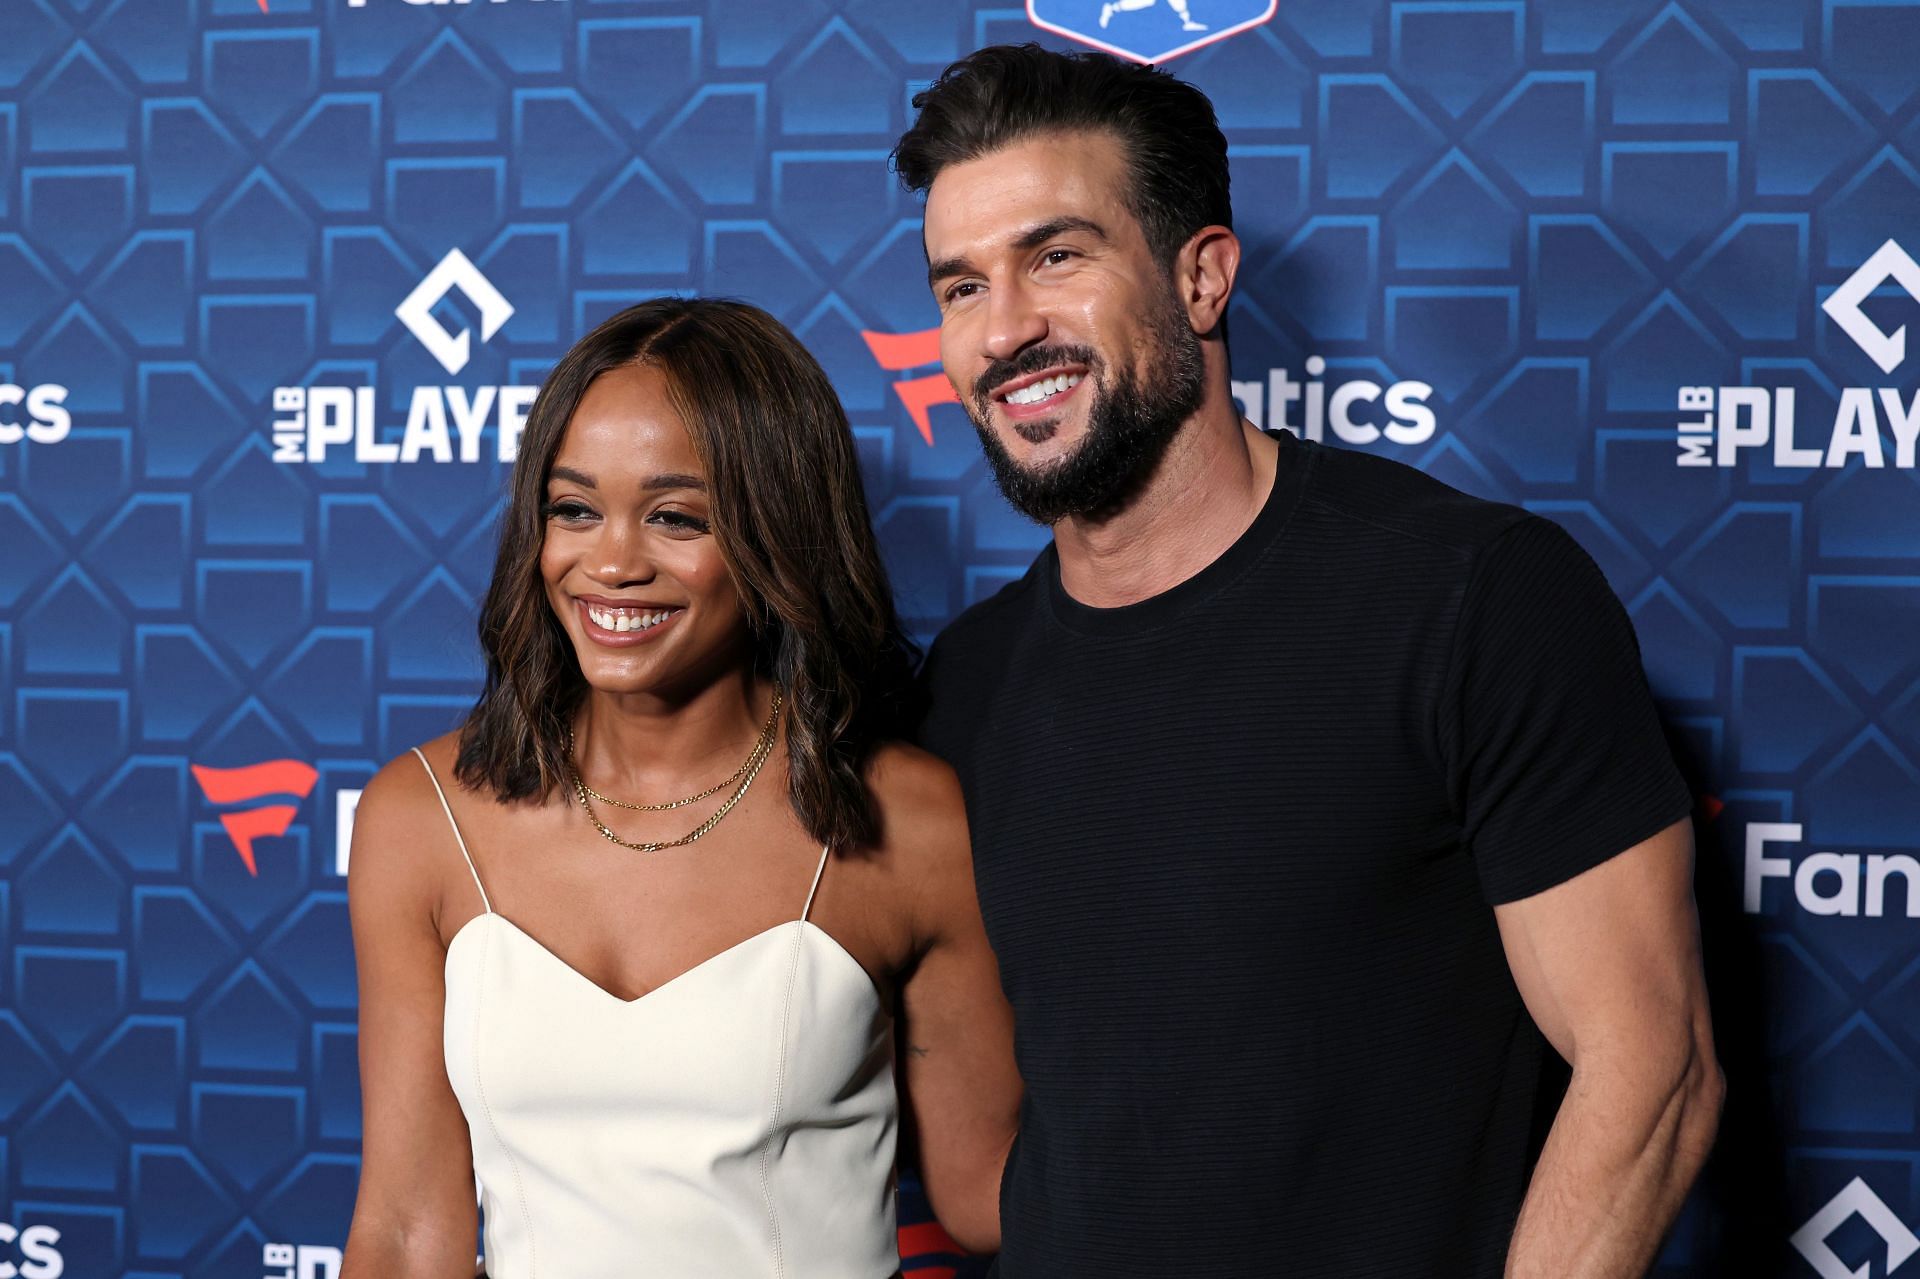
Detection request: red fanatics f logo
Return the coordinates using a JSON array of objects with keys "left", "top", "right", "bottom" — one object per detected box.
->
[
  {"left": 190, "top": 759, "right": 319, "bottom": 875},
  {"left": 861, "top": 328, "right": 958, "bottom": 446}
]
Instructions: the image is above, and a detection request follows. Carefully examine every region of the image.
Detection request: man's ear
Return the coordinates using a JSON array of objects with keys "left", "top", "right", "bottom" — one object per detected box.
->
[{"left": 1179, "top": 225, "right": 1241, "bottom": 335}]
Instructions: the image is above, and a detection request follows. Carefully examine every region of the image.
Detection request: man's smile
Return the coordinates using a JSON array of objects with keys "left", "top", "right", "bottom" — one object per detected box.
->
[{"left": 990, "top": 365, "right": 1090, "bottom": 423}]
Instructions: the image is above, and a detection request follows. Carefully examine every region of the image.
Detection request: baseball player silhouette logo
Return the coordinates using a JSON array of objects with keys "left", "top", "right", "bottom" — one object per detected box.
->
[
  {"left": 1100, "top": 0, "right": 1206, "bottom": 31},
  {"left": 1027, "top": 0, "right": 1274, "bottom": 64}
]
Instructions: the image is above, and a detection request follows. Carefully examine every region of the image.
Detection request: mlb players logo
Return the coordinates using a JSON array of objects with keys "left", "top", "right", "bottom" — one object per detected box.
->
[{"left": 1027, "top": 0, "right": 1277, "bottom": 64}]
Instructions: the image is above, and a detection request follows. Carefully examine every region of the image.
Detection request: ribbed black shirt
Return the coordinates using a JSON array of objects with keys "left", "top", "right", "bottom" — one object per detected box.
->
[{"left": 917, "top": 431, "right": 1693, "bottom": 1277}]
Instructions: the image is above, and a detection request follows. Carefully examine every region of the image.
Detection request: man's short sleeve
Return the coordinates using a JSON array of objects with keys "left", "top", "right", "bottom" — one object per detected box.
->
[
  {"left": 1439, "top": 515, "right": 1694, "bottom": 905},
  {"left": 912, "top": 633, "right": 961, "bottom": 766}
]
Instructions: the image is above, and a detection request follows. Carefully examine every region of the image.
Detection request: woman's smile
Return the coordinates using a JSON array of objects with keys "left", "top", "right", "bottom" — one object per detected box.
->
[{"left": 575, "top": 597, "right": 686, "bottom": 647}]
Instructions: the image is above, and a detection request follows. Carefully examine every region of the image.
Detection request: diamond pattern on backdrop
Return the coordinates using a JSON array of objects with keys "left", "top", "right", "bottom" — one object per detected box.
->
[{"left": 2, "top": 1, "right": 1919, "bottom": 1275}]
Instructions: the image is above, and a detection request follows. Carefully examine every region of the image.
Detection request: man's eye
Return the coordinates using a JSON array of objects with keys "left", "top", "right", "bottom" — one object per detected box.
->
[
  {"left": 946, "top": 281, "right": 980, "bottom": 302},
  {"left": 1043, "top": 249, "right": 1074, "bottom": 265}
]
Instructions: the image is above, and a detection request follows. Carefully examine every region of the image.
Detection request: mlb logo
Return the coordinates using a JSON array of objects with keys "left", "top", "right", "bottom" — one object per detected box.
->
[{"left": 1028, "top": 0, "right": 1277, "bottom": 64}]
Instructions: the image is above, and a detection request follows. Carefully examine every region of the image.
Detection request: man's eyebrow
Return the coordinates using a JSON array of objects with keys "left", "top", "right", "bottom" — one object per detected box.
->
[
  {"left": 925, "top": 217, "right": 1112, "bottom": 290},
  {"left": 927, "top": 253, "right": 975, "bottom": 290},
  {"left": 1012, "top": 216, "right": 1110, "bottom": 252}
]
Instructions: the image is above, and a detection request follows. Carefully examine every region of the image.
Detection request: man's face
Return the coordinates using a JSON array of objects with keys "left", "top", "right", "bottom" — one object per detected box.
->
[{"left": 923, "top": 130, "right": 1206, "bottom": 524}]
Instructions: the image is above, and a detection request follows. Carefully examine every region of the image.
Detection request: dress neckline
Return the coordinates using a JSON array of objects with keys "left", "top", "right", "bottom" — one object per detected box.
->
[{"left": 446, "top": 912, "right": 884, "bottom": 1008}]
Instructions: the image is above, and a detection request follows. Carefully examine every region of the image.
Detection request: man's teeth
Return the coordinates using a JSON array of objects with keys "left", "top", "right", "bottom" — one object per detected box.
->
[
  {"left": 586, "top": 606, "right": 674, "bottom": 633},
  {"left": 1004, "top": 372, "right": 1082, "bottom": 407}
]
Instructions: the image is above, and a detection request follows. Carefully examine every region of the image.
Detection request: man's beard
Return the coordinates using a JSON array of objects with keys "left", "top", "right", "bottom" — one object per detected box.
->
[{"left": 966, "top": 290, "right": 1207, "bottom": 526}]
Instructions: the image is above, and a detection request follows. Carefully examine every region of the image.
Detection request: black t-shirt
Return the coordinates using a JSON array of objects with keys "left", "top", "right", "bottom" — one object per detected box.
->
[{"left": 916, "top": 431, "right": 1693, "bottom": 1277}]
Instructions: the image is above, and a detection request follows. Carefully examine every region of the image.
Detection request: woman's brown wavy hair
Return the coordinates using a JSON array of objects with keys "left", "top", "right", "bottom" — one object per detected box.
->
[{"left": 453, "top": 297, "right": 918, "bottom": 851}]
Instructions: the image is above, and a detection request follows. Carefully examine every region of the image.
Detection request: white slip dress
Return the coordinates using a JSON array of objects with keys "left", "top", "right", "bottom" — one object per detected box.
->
[{"left": 413, "top": 748, "right": 900, "bottom": 1278}]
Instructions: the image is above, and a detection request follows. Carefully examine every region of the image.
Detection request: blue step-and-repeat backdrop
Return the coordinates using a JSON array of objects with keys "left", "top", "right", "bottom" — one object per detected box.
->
[{"left": 4, "top": 1, "right": 1920, "bottom": 1275}]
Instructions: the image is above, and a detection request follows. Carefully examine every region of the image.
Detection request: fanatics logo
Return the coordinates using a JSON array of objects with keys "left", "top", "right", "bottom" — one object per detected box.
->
[
  {"left": 855, "top": 331, "right": 1441, "bottom": 449},
  {"left": 862, "top": 327, "right": 958, "bottom": 446},
  {"left": 396, "top": 249, "right": 516, "bottom": 377},
  {"left": 1027, "top": 0, "right": 1277, "bottom": 64},
  {"left": 1790, "top": 1177, "right": 1919, "bottom": 1279},
  {"left": 1822, "top": 239, "right": 1920, "bottom": 376},
  {"left": 0, "top": 1221, "right": 63, "bottom": 1279},
  {"left": 190, "top": 759, "right": 320, "bottom": 876},
  {"left": 1743, "top": 823, "right": 1920, "bottom": 920},
  {"left": 1231, "top": 357, "right": 1436, "bottom": 445},
  {"left": 0, "top": 383, "right": 71, "bottom": 446}
]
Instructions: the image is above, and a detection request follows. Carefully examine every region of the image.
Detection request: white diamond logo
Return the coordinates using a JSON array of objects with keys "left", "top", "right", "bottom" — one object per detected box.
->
[
  {"left": 395, "top": 249, "right": 515, "bottom": 376},
  {"left": 1822, "top": 239, "right": 1920, "bottom": 376},
  {"left": 1791, "top": 1177, "right": 1920, "bottom": 1279}
]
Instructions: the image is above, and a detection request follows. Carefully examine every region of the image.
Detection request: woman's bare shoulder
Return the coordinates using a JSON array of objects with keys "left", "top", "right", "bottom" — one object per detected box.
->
[
  {"left": 348, "top": 730, "right": 470, "bottom": 895},
  {"left": 357, "top": 729, "right": 466, "bottom": 817}
]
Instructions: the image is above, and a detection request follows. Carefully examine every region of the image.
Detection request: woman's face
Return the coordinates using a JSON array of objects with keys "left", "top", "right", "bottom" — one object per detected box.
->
[{"left": 540, "top": 363, "right": 750, "bottom": 699}]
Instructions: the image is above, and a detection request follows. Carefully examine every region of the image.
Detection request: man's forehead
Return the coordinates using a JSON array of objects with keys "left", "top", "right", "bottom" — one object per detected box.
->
[{"left": 923, "top": 130, "right": 1130, "bottom": 256}]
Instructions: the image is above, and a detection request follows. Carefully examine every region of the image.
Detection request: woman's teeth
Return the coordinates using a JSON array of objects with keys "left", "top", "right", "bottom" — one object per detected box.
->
[
  {"left": 1005, "top": 373, "right": 1082, "bottom": 406},
  {"left": 587, "top": 606, "right": 674, "bottom": 633}
]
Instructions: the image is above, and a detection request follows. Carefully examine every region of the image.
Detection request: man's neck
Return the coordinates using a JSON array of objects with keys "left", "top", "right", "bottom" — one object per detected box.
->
[{"left": 1053, "top": 396, "right": 1280, "bottom": 609}]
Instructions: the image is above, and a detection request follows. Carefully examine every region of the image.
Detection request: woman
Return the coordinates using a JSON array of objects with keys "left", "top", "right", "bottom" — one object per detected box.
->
[{"left": 341, "top": 299, "right": 1021, "bottom": 1278}]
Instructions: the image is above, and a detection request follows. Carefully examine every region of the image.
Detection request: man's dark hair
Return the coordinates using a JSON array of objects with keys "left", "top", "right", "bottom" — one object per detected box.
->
[{"left": 891, "top": 43, "right": 1231, "bottom": 265}]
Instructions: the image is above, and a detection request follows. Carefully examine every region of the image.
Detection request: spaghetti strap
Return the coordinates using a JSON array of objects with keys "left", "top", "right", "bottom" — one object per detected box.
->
[
  {"left": 799, "top": 844, "right": 831, "bottom": 923},
  {"left": 411, "top": 746, "right": 493, "bottom": 916}
]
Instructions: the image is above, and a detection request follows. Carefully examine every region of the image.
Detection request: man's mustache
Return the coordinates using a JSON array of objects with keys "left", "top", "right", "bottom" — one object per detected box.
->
[{"left": 973, "top": 344, "right": 1101, "bottom": 404}]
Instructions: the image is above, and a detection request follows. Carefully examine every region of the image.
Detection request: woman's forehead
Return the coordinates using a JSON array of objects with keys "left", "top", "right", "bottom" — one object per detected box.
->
[{"left": 552, "top": 366, "right": 705, "bottom": 480}]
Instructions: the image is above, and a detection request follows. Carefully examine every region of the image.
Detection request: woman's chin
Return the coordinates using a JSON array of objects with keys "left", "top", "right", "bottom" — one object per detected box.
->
[{"left": 578, "top": 663, "right": 665, "bottom": 695}]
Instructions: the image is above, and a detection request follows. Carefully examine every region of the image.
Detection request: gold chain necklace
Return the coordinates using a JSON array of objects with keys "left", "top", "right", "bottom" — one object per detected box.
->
[
  {"left": 566, "top": 691, "right": 781, "bottom": 811},
  {"left": 566, "top": 690, "right": 783, "bottom": 853}
]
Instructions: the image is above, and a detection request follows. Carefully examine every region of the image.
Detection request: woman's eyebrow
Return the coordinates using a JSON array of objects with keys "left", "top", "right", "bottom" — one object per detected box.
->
[
  {"left": 547, "top": 467, "right": 707, "bottom": 492},
  {"left": 641, "top": 472, "right": 707, "bottom": 493}
]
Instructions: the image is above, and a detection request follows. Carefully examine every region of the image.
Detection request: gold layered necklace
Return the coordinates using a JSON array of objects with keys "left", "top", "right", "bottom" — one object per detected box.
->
[{"left": 565, "top": 690, "right": 783, "bottom": 853}]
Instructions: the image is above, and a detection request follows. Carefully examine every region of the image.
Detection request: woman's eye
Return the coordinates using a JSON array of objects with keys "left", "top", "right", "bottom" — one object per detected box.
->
[
  {"left": 543, "top": 500, "right": 594, "bottom": 523},
  {"left": 651, "top": 509, "right": 711, "bottom": 534}
]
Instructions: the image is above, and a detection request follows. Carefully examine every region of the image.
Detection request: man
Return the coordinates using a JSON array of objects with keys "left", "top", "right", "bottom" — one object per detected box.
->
[{"left": 897, "top": 45, "right": 1723, "bottom": 1277}]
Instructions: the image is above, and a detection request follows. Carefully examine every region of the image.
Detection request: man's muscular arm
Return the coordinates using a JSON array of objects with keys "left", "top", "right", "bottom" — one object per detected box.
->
[{"left": 1496, "top": 818, "right": 1723, "bottom": 1278}]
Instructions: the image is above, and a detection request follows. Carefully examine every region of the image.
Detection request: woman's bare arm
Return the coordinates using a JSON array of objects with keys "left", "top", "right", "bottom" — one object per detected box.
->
[
  {"left": 883, "top": 748, "right": 1023, "bottom": 1254},
  {"left": 340, "top": 755, "right": 485, "bottom": 1279}
]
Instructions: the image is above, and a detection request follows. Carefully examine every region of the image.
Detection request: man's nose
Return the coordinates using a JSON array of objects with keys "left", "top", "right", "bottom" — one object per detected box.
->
[{"left": 981, "top": 277, "right": 1048, "bottom": 364}]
